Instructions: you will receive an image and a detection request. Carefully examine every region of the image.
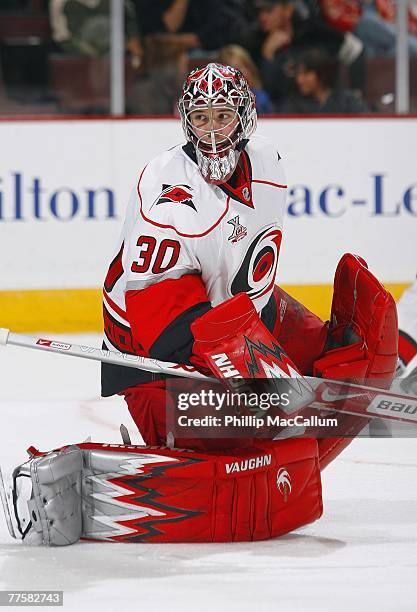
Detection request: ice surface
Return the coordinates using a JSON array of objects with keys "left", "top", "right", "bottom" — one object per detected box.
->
[{"left": 0, "top": 335, "right": 416, "bottom": 611}]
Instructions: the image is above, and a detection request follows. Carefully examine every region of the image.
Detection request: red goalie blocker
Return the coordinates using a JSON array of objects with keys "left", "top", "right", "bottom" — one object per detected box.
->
[
  {"left": 190, "top": 293, "right": 314, "bottom": 438},
  {"left": 75, "top": 439, "right": 322, "bottom": 543},
  {"left": 191, "top": 292, "right": 302, "bottom": 380}
]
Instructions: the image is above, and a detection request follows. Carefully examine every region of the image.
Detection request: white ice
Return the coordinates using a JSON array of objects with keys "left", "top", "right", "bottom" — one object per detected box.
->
[{"left": 0, "top": 335, "right": 416, "bottom": 612}]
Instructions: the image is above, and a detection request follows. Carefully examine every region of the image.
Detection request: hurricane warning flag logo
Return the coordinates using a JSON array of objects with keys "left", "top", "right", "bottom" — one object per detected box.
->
[{"left": 153, "top": 184, "right": 196, "bottom": 210}]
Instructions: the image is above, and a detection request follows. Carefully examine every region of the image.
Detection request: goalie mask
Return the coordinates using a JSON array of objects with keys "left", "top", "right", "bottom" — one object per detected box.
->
[{"left": 178, "top": 63, "right": 257, "bottom": 185}]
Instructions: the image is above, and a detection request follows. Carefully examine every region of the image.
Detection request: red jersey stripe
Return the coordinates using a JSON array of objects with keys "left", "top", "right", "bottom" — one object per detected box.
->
[{"left": 126, "top": 274, "right": 209, "bottom": 353}]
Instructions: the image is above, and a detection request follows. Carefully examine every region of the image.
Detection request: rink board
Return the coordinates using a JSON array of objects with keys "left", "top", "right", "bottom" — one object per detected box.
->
[
  {"left": 0, "top": 116, "right": 415, "bottom": 331},
  {"left": 0, "top": 282, "right": 409, "bottom": 333}
]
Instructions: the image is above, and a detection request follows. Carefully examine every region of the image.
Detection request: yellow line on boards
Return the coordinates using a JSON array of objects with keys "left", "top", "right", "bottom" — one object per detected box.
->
[
  {"left": 0, "top": 284, "right": 410, "bottom": 333},
  {"left": 0, "top": 288, "right": 103, "bottom": 333}
]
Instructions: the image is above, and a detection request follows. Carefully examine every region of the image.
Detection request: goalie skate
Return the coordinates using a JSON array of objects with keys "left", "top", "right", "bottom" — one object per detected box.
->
[
  {"left": 1, "top": 462, "right": 47, "bottom": 544},
  {"left": 0, "top": 466, "right": 17, "bottom": 539}
]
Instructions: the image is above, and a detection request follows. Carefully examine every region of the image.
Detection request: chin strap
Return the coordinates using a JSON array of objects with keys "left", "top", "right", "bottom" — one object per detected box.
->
[{"left": 196, "top": 147, "right": 238, "bottom": 183}]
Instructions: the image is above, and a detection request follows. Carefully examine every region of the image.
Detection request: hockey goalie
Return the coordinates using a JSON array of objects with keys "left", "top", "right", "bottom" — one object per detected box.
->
[{"left": 2, "top": 63, "right": 399, "bottom": 546}]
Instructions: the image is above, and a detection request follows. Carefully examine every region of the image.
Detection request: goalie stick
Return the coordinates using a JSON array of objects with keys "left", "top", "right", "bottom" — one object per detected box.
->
[
  {"left": 0, "top": 327, "right": 211, "bottom": 381},
  {"left": 0, "top": 327, "right": 416, "bottom": 426}
]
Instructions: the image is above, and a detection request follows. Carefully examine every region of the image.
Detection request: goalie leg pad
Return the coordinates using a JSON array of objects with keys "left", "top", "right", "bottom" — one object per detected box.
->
[
  {"left": 271, "top": 285, "right": 328, "bottom": 375},
  {"left": 7, "top": 439, "right": 322, "bottom": 544},
  {"left": 11, "top": 446, "right": 83, "bottom": 545},
  {"left": 312, "top": 253, "right": 398, "bottom": 469},
  {"left": 313, "top": 253, "right": 398, "bottom": 383}
]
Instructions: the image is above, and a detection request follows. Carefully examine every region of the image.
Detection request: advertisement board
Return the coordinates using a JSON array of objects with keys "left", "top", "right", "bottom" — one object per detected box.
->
[{"left": 0, "top": 117, "right": 415, "bottom": 329}]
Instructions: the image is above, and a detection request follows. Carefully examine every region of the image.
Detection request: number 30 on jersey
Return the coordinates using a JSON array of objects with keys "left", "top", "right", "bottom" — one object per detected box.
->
[{"left": 131, "top": 235, "right": 181, "bottom": 275}]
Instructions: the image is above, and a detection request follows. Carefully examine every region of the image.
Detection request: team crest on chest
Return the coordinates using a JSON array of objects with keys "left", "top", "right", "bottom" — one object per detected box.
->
[
  {"left": 229, "top": 225, "right": 282, "bottom": 300},
  {"left": 227, "top": 215, "right": 247, "bottom": 243},
  {"left": 152, "top": 184, "right": 196, "bottom": 210}
]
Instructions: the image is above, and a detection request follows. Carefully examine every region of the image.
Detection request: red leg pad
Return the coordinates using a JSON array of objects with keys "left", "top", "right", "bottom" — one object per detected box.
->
[
  {"left": 74, "top": 438, "right": 323, "bottom": 543},
  {"left": 312, "top": 254, "right": 398, "bottom": 469},
  {"left": 272, "top": 286, "right": 328, "bottom": 374}
]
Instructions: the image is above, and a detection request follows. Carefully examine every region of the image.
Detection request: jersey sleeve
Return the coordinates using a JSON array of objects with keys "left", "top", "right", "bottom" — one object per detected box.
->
[
  {"left": 123, "top": 193, "right": 201, "bottom": 293},
  {"left": 122, "top": 181, "right": 210, "bottom": 364},
  {"left": 126, "top": 275, "right": 211, "bottom": 363}
]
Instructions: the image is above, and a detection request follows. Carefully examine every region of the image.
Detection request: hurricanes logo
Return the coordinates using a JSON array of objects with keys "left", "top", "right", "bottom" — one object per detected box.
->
[
  {"left": 230, "top": 225, "right": 282, "bottom": 300},
  {"left": 153, "top": 184, "right": 196, "bottom": 210},
  {"left": 276, "top": 468, "right": 292, "bottom": 501}
]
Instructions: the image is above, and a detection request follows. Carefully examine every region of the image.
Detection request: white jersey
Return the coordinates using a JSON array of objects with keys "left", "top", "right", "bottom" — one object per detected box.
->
[{"left": 103, "top": 135, "right": 287, "bottom": 331}]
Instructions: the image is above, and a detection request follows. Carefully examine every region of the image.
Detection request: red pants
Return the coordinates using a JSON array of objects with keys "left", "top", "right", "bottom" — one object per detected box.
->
[{"left": 123, "top": 286, "right": 328, "bottom": 450}]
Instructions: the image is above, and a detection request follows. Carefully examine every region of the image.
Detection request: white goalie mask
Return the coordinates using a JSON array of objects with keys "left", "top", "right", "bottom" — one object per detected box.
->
[{"left": 178, "top": 62, "right": 257, "bottom": 185}]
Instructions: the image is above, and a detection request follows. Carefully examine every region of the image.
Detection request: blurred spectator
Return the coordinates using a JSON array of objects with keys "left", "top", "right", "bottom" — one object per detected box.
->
[
  {"left": 0, "top": 0, "right": 53, "bottom": 107},
  {"left": 409, "top": 1, "right": 417, "bottom": 36},
  {"left": 250, "top": 0, "right": 364, "bottom": 109},
  {"left": 303, "top": 1, "right": 367, "bottom": 90},
  {"left": 218, "top": 44, "right": 273, "bottom": 114},
  {"left": 222, "top": 0, "right": 260, "bottom": 49},
  {"left": 305, "top": 1, "right": 363, "bottom": 33},
  {"left": 49, "top": 0, "right": 143, "bottom": 66},
  {"left": 283, "top": 47, "right": 369, "bottom": 113},
  {"left": 354, "top": 1, "right": 417, "bottom": 57},
  {"left": 133, "top": 0, "right": 233, "bottom": 52},
  {"left": 127, "top": 33, "right": 188, "bottom": 114}
]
